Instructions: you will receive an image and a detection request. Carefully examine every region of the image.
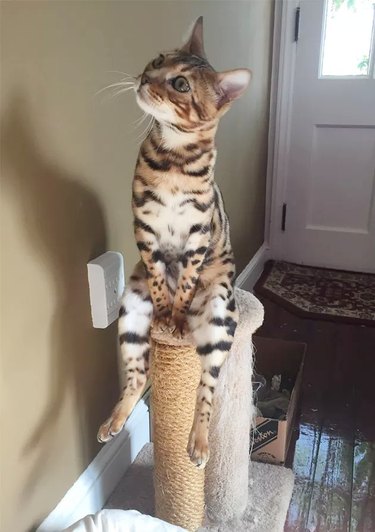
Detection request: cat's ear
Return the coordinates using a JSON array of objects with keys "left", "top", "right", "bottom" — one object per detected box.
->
[
  {"left": 181, "top": 16, "right": 206, "bottom": 58},
  {"left": 217, "top": 69, "right": 252, "bottom": 107}
]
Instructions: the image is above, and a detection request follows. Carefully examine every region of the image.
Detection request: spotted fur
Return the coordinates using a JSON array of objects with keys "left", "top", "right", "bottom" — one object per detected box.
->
[{"left": 98, "top": 17, "right": 251, "bottom": 468}]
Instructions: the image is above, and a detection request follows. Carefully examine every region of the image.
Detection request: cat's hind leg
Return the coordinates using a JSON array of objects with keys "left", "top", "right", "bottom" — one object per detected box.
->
[
  {"left": 97, "top": 262, "right": 152, "bottom": 443},
  {"left": 187, "top": 282, "right": 238, "bottom": 468}
]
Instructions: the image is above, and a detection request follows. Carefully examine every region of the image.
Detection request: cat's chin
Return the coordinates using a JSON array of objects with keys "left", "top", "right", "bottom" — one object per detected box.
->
[{"left": 136, "top": 92, "right": 174, "bottom": 126}]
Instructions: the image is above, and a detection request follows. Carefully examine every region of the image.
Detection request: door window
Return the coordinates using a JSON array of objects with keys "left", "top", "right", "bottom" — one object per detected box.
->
[{"left": 320, "top": 0, "right": 375, "bottom": 77}]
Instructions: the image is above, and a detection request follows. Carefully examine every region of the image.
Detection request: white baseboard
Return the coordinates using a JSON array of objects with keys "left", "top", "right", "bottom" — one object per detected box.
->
[
  {"left": 236, "top": 242, "right": 270, "bottom": 291},
  {"left": 37, "top": 398, "right": 150, "bottom": 532}
]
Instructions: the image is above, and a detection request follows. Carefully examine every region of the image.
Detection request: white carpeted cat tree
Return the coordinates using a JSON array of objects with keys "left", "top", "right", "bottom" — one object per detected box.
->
[
  {"left": 68, "top": 288, "right": 295, "bottom": 532},
  {"left": 150, "top": 288, "right": 265, "bottom": 531}
]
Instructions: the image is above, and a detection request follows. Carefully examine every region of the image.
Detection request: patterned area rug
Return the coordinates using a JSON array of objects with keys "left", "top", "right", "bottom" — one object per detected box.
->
[{"left": 254, "top": 261, "right": 375, "bottom": 327}]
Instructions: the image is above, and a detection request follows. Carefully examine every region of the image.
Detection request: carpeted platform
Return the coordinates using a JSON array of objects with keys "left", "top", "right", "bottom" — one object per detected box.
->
[
  {"left": 254, "top": 260, "right": 375, "bottom": 326},
  {"left": 105, "top": 443, "right": 294, "bottom": 532}
]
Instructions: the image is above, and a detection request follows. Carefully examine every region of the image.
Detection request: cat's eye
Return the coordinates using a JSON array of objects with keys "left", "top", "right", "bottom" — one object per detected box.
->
[
  {"left": 152, "top": 54, "right": 165, "bottom": 69},
  {"left": 171, "top": 76, "right": 190, "bottom": 93}
]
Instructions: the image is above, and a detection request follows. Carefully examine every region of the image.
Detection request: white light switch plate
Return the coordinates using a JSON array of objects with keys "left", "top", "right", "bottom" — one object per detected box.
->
[{"left": 87, "top": 251, "right": 125, "bottom": 328}]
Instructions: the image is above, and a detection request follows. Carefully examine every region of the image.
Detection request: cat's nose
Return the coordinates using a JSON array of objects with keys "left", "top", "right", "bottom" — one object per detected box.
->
[{"left": 141, "top": 73, "right": 150, "bottom": 85}]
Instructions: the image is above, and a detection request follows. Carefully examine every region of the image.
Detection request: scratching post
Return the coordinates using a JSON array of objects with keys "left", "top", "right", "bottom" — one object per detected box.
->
[
  {"left": 149, "top": 289, "right": 264, "bottom": 530},
  {"left": 150, "top": 330, "right": 205, "bottom": 532}
]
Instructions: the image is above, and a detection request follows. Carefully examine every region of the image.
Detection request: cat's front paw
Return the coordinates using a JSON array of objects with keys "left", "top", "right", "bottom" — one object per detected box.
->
[
  {"left": 170, "top": 313, "right": 189, "bottom": 339},
  {"left": 152, "top": 313, "right": 170, "bottom": 333},
  {"left": 187, "top": 430, "right": 210, "bottom": 469},
  {"left": 97, "top": 412, "right": 127, "bottom": 443},
  {"left": 152, "top": 305, "right": 172, "bottom": 333}
]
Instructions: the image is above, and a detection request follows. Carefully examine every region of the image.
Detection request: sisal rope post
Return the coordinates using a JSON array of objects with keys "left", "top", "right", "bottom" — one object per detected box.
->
[{"left": 150, "top": 330, "right": 204, "bottom": 532}]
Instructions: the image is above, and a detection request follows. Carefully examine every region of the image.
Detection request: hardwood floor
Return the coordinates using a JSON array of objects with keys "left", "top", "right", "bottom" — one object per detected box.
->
[{"left": 254, "top": 295, "right": 375, "bottom": 532}]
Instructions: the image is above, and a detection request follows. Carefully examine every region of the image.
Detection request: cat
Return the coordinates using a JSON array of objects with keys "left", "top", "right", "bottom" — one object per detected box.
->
[{"left": 97, "top": 17, "right": 251, "bottom": 469}]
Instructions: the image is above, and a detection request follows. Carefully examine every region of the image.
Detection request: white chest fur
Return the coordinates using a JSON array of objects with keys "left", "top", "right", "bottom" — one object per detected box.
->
[{"left": 141, "top": 187, "right": 207, "bottom": 260}]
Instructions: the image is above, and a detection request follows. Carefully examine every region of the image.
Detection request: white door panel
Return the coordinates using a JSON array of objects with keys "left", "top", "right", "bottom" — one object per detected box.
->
[
  {"left": 283, "top": 0, "right": 375, "bottom": 272},
  {"left": 307, "top": 126, "right": 375, "bottom": 233}
]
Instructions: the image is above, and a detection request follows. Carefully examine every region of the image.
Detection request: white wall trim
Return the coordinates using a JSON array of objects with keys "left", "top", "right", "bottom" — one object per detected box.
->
[
  {"left": 267, "top": 0, "right": 299, "bottom": 259},
  {"left": 236, "top": 242, "right": 270, "bottom": 292},
  {"left": 37, "top": 398, "right": 150, "bottom": 532},
  {"left": 264, "top": 0, "right": 282, "bottom": 245}
]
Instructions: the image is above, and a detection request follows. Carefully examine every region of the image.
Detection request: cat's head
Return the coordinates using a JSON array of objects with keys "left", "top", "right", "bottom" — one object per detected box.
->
[{"left": 135, "top": 17, "right": 251, "bottom": 130}]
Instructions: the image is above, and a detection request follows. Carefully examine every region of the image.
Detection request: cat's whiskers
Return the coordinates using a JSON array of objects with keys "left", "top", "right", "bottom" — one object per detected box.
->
[
  {"left": 108, "top": 86, "right": 135, "bottom": 100},
  {"left": 95, "top": 80, "right": 135, "bottom": 97},
  {"left": 133, "top": 112, "right": 149, "bottom": 129},
  {"left": 143, "top": 116, "right": 156, "bottom": 141},
  {"left": 155, "top": 127, "right": 168, "bottom": 153},
  {"left": 136, "top": 115, "right": 155, "bottom": 144},
  {"left": 106, "top": 70, "right": 136, "bottom": 80},
  {"left": 96, "top": 73, "right": 147, "bottom": 131},
  {"left": 156, "top": 135, "right": 164, "bottom": 153}
]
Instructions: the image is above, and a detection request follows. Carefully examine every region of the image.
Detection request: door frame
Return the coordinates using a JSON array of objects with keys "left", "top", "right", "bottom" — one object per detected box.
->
[{"left": 265, "top": 0, "right": 300, "bottom": 261}]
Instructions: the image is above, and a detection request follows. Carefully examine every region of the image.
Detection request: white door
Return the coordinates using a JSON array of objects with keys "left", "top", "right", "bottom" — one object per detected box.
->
[{"left": 278, "top": 0, "right": 375, "bottom": 273}]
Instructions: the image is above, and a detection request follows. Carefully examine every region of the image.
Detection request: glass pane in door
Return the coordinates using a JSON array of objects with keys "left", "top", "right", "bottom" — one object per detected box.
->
[{"left": 320, "top": 0, "right": 375, "bottom": 77}]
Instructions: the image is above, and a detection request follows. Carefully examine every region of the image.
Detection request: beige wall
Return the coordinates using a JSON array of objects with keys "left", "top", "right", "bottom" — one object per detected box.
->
[{"left": 0, "top": 1, "right": 273, "bottom": 530}]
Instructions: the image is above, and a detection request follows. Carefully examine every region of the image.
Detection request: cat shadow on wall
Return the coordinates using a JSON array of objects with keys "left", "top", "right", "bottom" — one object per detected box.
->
[{"left": 1, "top": 95, "right": 120, "bottom": 505}]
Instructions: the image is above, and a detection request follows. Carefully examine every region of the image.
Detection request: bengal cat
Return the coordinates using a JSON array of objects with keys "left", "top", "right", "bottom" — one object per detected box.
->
[{"left": 97, "top": 17, "right": 251, "bottom": 469}]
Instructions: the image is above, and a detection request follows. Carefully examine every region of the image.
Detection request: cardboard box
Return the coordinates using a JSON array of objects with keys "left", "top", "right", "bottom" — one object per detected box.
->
[{"left": 250, "top": 336, "right": 306, "bottom": 465}]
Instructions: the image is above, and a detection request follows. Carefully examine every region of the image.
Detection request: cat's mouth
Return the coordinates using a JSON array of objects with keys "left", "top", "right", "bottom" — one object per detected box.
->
[
  {"left": 136, "top": 86, "right": 174, "bottom": 124},
  {"left": 136, "top": 88, "right": 155, "bottom": 113},
  {"left": 136, "top": 84, "right": 150, "bottom": 103}
]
